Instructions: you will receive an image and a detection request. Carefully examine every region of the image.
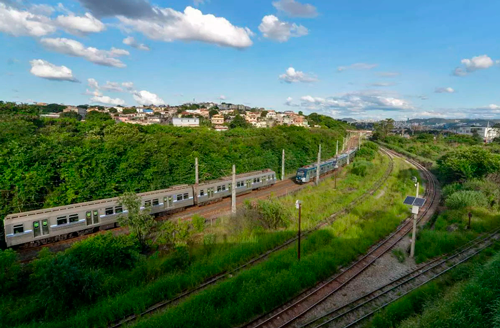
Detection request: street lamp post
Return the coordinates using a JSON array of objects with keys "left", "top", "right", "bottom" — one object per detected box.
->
[{"left": 296, "top": 200, "right": 302, "bottom": 261}]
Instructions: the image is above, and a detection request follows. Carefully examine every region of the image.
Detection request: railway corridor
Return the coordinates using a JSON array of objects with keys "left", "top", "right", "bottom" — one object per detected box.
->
[{"left": 244, "top": 148, "right": 441, "bottom": 328}]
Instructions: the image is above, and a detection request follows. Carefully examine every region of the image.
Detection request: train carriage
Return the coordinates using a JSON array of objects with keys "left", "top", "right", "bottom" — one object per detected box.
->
[{"left": 295, "top": 148, "right": 357, "bottom": 184}]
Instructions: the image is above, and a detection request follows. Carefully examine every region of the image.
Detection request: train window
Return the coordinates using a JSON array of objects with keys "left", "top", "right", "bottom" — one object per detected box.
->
[
  {"left": 105, "top": 207, "right": 114, "bottom": 216},
  {"left": 221, "top": 185, "right": 226, "bottom": 191},
  {"left": 86, "top": 211, "right": 92, "bottom": 225},
  {"left": 13, "top": 224, "right": 24, "bottom": 234},
  {"left": 57, "top": 216, "right": 68, "bottom": 225},
  {"left": 152, "top": 199, "right": 159, "bottom": 206},
  {"left": 145, "top": 200, "right": 152, "bottom": 207},
  {"left": 33, "top": 221, "right": 41, "bottom": 237},
  {"left": 199, "top": 189, "right": 205, "bottom": 196},
  {"left": 42, "top": 219, "right": 49, "bottom": 234},
  {"left": 228, "top": 183, "right": 232, "bottom": 191},
  {"left": 69, "top": 214, "right": 79, "bottom": 223},
  {"left": 177, "top": 194, "right": 183, "bottom": 201},
  {"left": 115, "top": 205, "right": 123, "bottom": 213},
  {"left": 217, "top": 186, "right": 221, "bottom": 192},
  {"left": 183, "top": 193, "right": 189, "bottom": 199},
  {"left": 262, "top": 176, "right": 267, "bottom": 182},
  {"left": 253, "top": 178, "right": 257, "bottom": 183},
  {"left": 93, "top": 211, "right": 99, "bottom": 224}
]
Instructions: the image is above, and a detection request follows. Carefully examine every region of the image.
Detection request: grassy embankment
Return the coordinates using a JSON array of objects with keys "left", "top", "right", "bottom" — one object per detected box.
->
[
  {"left": 2, "top": 148, "right": 394, "bottom": 328},
  {"left": 123, "top": 155, "right": 419, "bottom": 328}
]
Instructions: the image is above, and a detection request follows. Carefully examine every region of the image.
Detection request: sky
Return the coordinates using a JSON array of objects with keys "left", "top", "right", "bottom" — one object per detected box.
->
[{"left": 1, "top": 0, "right": 500, "bottom": 120}]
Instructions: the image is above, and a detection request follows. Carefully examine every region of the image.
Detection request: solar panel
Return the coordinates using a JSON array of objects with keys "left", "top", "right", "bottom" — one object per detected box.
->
[
  {"left": 413, "top": 198, "right": 426, "bottom": 207},
  {"left": 403, "top": 196, "right": 416, "bottom": 205}
]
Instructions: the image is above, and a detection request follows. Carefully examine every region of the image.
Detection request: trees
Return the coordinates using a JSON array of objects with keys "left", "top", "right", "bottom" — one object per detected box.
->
[
  {"left": 437, "top": 146, "right": 500, "bottom": 182},
  {"left": 229, "top": 114, "right": 250, "bottom": 129},
  {"left": 59, "top": 111, "right": 82, "bottom": 120},
  {"left": 122, "top": 108, "right": 137, "bottom": 114},
  {"left": 373, "top": 119, "right": 395, "bottom": 140},
  {"left": 118, "top": 192, "right": 157, "bottom": 251},
  {"left": 209, "top": 109, "right": 219, "bottom": 118},
  {"left": 85, "top": 111, "right": 113, "bottom": 121}
]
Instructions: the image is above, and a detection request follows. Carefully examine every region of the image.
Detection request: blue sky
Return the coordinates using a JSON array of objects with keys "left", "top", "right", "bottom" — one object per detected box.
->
[{"left": 1, "top": 0, "right": 500, "bottom": 120}]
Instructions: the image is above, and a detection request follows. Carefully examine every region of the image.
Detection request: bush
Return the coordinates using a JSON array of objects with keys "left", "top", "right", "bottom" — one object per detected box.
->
[
  {"left": 445, "top": 190, "right": 489, "bottom": 209},
  {"left": 437, "top": 146, "right": 500, "bottom": 182},
  {"left": 66, "top": 233, "right": 140, "bottom": 270},
  {"left": 442, "top": 183, "right": 463, "bottom": 199},
  {"left": 351, "top": 160, "right": 374, "bottom": 177},
  {"left": 192, "top": 214, "right": 206, "bottom": 233},
  {"left": 0, "top": 248, "right": 21, "bottom": 293}
]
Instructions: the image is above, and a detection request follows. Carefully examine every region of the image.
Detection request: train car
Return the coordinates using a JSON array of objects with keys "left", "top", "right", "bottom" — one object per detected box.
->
[
  {"left": 3, "top": 184, "right": 194, "bottom": 248},
  {"left": 197, "top": 169, "right": 277, "bottom": 205},
  {"left": 3, "top": 170, "right": 277, "bottom": 248},
  {"left": 295, "top": 147, "right": 358, "bottom": 184}
]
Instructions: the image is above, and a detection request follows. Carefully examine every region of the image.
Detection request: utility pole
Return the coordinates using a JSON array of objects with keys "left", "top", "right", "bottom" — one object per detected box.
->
[
  {"left": 316, "top": 144, "right": 321, "bottom": 185},
  {"left": 359, "top": 132, "right": 362, "bottom": 149},
  {"left": 336, "top": 140, "right": 339, "bottom": 156},
  {"left": 410, "top": 181, "right": 419, "bottom": 258},
  {"left": 342, "top": 137, "right": 345, "bottom": 152},
  {"left": 231, "top": 164, "right": 236, "bottom": 214},
  {"left": 296, "top": 200, "right": 302, "bottom": 261},
  {"left": 281, "top": 149, "right": 285, "bottom": 181},
  {"left": 194, "top": 157, "right": 199, "bottom": 204}
]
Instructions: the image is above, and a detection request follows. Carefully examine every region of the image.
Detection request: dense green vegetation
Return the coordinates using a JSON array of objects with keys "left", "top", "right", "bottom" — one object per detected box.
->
[{"left": 0, "top": 102, "right": 350, "bottom": 222}]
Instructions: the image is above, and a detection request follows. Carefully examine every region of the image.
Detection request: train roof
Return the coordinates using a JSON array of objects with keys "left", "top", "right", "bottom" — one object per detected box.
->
[
  {"left": 197, "top": 169, "right": 275, "bottom": 187},
  {"left": 4, "top": 184, "right": 192, "bottom": 221}
]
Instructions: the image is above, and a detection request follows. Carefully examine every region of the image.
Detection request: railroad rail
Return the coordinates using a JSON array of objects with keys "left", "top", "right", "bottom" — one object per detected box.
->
[
  {"left": 109, "top": 150, "right": 395, "bottom": 328},
  {"left": 300, "top": 228, "right": 500, "bottom": 328},
  {"left": 242, "top": 147, "right": 439, "bottom": 328}
]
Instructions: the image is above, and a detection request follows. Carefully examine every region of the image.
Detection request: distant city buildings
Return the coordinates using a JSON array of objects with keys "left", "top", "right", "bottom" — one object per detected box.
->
[
  {"left": 172, "top": 117, "right": 200, "bottom": 127},
  {"left": 456, "top": 125, "right": 499, "bottom": 142}
]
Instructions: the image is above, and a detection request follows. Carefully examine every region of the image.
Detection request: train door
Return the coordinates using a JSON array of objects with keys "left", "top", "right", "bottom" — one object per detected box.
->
[
  {"left": 164, "top": 196, "right": 173, "bottom": 208},
  {"left": 246, "top": 179, "right": 252, "bottom": 188},
  {"left": 33, "top": 221, "right": 41, "bottom": 238},
  {"left": 92, "top": 210, "right": 99, "bottom": 224},
  {"left": 207, "top": 187, "right": 214, "bottom": 198},
  {"left": 33, "top": 219, "right": 50, "bottom": 237}
]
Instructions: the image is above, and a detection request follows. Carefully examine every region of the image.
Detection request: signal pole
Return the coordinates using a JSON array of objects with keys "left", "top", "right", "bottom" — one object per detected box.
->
[
  {"left": 296, "top": 200, "right": 302, "bottom": 261},
  {"left": 359, "top": 132, "right": 362, "bottom": 149},
  {"left": 410, "top": 180, "right": 419, "bottom": 258},
  {"left": 336, "top": 140, "right": 339, "bottom": 156},
  {"left": 342, "top": 137, "right": 345, "bottom": 152},
  {"left": 316, "top": 144, "right": 321, "bottom": 185},
  {"left": 194, "top": 157, "right": 199, "bottom": 204},
  {"left": 232, "top": 164, "right": 236, "bottom": 214},
  {"left": 281, "top": 149, "right": 285, "bottom": 181}
]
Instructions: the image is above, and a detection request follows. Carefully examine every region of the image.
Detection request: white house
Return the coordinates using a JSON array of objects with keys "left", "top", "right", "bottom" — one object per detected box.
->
[
  {"left": 172, "top": 117, "right": 200, "bottom": 127},
  {"left": 456, "top": 125, "right": 499, "bottom": 142}
]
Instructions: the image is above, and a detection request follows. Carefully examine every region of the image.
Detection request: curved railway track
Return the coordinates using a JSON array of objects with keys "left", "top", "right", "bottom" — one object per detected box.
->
[
  {"left": 109, "top": 150, "right": 395, "bottom": 328},
  {"left": 242, "top": 147, "right": 440, "bottom": 328},
  {"left": 300, "top": 228, "right": 500, "bottom": 328}
]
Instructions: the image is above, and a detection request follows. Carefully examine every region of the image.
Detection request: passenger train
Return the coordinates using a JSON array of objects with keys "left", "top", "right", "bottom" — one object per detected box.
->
[
  {"left": 295, "top": 148, "right": 357, "bottom": 184},
  {"left": 3, "top": 169, "right": 277, "bottom": 247}
]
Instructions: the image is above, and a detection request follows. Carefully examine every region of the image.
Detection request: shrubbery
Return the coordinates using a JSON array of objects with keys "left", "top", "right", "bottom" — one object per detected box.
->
[
  {"left": 0, "top": 248, "right": 21, "bottom": 293},
  {"left": 445, "top": 190, "right": 489, "bottom": 209},
  {"left": 351, "top": 160, "right": 374, "bottom": 177}
]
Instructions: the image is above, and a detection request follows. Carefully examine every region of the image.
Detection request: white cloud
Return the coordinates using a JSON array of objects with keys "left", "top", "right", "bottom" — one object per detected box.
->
[
  {"left": 134, "top": 90, "right": 165, "bottom": 106},
  {"left": 299, "top": 90, "right": 414, "bottom": 115},
  {"left": 88, "top": 78, "right": 99, "bottom": 89},
  {"left": 0, "top": 3, "right": 56, "bottom": 37},
  {"left": 376, "top": 72, "right": 400, "bottom": 77},
  {"left": 102, "top": 81, "right": 124, "bottom": 92},
  {"left": 40, "top": 38, "right": 129, "bottom": 68},
  {"left": 368, "top": 82, "right": 396, "bottom": 87},
  {"left": 119, "top": 6, "right": 253, "bottom": 49},
  {"left": 258, "top": 15, "right": 308, "bottom": 42},
  {"left": 488, "top": 104, "right": 500, "bottom": 110},
  {"left": 56, "top": 13, "right": 105, "bottom": 35},
  {"left": 453, "top": 55, "right": 498, "bottom": 76},
  {"left": 435, "top": 87, "right": 455, "bottom": 93},
  {"left": 30, "top": 4, "right": 55, "bottom": 16},
  {"left": 285, "top": 96, "right": 295, "bottom": 106},
  {"left": 272, "top": 0, "right": 318, "bottom": 18},
  {"left": 219, "top": 95, "right": 226, "bottom": 100},
  {"left": 123, "top": 36, "right": 150, "bottom": 51},
  {"left": 91, "top": 95, "right": 125, "bottom": 106},
  {"left": 122, "top": 82, "right": 135, "bottom": 91},
  {"left": 279, "top": 67, "right": 317, "bottom": 83},
  {"left": 193, "top": 0, "right": 206, "bottom": 6},
  {"left": 29, "top": 59, "right": 77, "bottom": 82},
  {"left": 77, "top": 0, "right": 155, "bottom": 19},
  {"left": 337, "top": 63, "right": 378, "bottom": 72}
]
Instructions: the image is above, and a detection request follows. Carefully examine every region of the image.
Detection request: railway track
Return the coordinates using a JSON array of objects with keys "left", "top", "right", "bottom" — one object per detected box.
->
[
  {"left": 300, "top": 228, "right": 500, "bottom": 328},
  {"left": 242, "top": 147, "right": 439, "bottom": 328},
  {"left": 109, "top": 150, "right": 395, "bottom": 328}
]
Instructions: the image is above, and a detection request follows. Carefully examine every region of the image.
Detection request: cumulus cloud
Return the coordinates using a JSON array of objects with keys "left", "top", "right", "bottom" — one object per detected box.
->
[
  {"left": 376, "top": 72, "right": 400, "bottom": 77},
  {"left": 285, "top": 97, "right": 295, "bottom": 106},
  {"left": 279, "top": 67, "right": 317, "bottom": 83},
  {"left": 29, "top": 59, "right": 78, "bottom": 82},
  {"left": 368, "top": 82, "right": 396, "bottom": 87},
  {"left": 56, "top": 12, "right": 105, "bottom": 35},
  {"left": 123, "top": 36, "right": 150, "bottom": 51},
  {"left": 298, "top": 90, "right": 414, "bottom": 115},
  {"left": 337, "top": 63, "right": 378, "bottom": 72},
  {"left": 102, "top": 81, "right": 124, "bottom": 92},
  {"left": 0, "top": 3, "right": 56, "bottom": 37},
  {"left": 272, "top": 0, "right": 318, "bottom": 18},
  {"left": 40, "top": 38, "right": 129, "bottom": 68},
  {"left": 259, "top": 15, "right": 308, "bottom": 42},
  {"left": 122, "top": 82, "right": 135, "bottom": 91},
  {"left": 119, "top": 6, "right": 253, "bottom": 49},
  {"left": 77, "top": 0, "right": 155, "bottom": 18},
  {"left": 435, "top": 87, "right": 455, "bottom": 93},
  {"left": 453, "top": 55, "right": 498, "bottom": 76},
  {"left": 91, "top": 95, "right": 125, "bottom": 106},
  {"left": 193, "top": 0, "right": 206, "bottom": 6},
  {"left": 219, "top": 95, "right": 226, "bottom": 100},
  {"left": 134, "top": 90, "right": 165, "bottom": 106}
]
